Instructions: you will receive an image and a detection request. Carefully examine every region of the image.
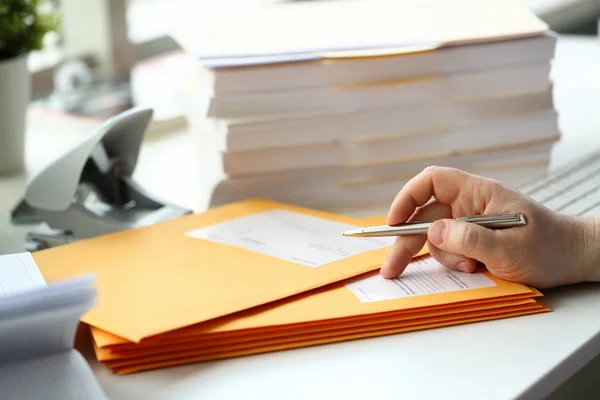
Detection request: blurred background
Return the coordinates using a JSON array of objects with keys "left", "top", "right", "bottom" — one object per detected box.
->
[{"left": 25, "top": 0, "right": 600, "bottom": 130}]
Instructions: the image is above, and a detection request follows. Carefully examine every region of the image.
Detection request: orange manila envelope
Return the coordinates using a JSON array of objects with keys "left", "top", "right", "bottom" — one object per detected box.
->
[
  {"left": 93, "top": 214, "right": 429, "bottom": 348},
  {"left": 90, "top": 255, "right": 544, "bottom": 350},
  {"left": 101, "top": 301, "right": 544, "bottom": 370},
  {"left": 34, "top": 199, "right": 403, "bottom": 342},
  {"left": 105, "top": 305, "right": 547, "bottom": 375},
  {"left": 111, "top": 307, "right": 545, "bottom": 375},
  {"left": 94, "top": 294, "right": 539, "bottom": 351},
  {"left": 91, "top": 297, "right": 547, "bottom": 362},
  {"left": 92, "top": 284, "right": 541, "bottom": 351},
  {"left": 93, "top": 296, "right": 541, "bottom": 361}
]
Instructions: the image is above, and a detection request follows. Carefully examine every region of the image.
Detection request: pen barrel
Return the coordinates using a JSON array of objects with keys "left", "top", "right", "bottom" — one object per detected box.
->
[
  {"left": 355, "top": 213, "right": 525, "bottom": 237},
  {"left": 360, "top": 222, "right": 431, "bottom": 236},
  {"left": 474, "top": 219, "right": 523, "bottom": 229},
  {"left": 458, "top": 213, "right": 526, "bottom": 229}
]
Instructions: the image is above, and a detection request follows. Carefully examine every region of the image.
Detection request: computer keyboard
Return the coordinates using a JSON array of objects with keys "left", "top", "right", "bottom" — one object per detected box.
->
[{"left": 520, "top": 149, "right": 600, "bottom": 216}]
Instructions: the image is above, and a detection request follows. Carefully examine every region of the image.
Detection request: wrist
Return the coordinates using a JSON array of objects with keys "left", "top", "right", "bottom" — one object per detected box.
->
[{"left": 577, "top": 216, "right": 600, "bottom": 283}]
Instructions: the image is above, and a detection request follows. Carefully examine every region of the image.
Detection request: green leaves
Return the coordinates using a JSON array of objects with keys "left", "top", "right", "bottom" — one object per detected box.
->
[{"left": 0, "top": 0, "right": 60, "bottom": 60}]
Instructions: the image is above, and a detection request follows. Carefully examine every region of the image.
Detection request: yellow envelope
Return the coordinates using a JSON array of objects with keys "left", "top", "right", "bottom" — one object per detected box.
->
[
  {"left": 92, "top": 261, "right": 539, "bottom": 346},
  {"left": 93, "top": 296, "right": 540, "bottom": 362},
  {"left": 90, "top": 252, "right": 543, "bottom": 361},
  {"left": 105, "top": 305, "right": 548, "bottom": 375},
  {"left": 92, "top": 280, "right": 539, "bottom": 351},
  {"left": 102, "top": 303, "right": 544, "bottom": 369},
  {"left": 34, "top": 199, "right": 400, "bottom": 342},
  {"left": 90, "top": 211, "right": 427, "bottom": 351}
]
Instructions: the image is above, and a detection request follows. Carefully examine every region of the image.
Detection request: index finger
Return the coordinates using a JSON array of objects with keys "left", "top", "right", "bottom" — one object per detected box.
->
[{"left": 386, "top": 166, "right": 491, "bottom": 225}]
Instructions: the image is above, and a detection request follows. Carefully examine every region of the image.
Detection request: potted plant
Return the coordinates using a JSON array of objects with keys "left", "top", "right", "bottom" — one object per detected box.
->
[{"left": 0, "top": 0, "right": 59, "bottom": 175}]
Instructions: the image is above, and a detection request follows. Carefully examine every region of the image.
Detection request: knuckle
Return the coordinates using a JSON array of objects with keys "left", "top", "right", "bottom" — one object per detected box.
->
[
  {"left": 473, "top": 177, "right": 502, "bottom": 210},
  {"left": 488, "top": 178, "right": 505, "bottom": 194},
  {"left": 423, "top": 165, "right": 452, "bottom": 179},
  {"left": 422, "top": 165, "right": 438, "bottom": 175}
]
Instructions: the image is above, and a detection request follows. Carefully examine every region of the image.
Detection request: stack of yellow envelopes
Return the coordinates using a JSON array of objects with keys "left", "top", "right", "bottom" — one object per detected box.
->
[{"left": 33, "top": 199, "right": 548, "bottom": 375}]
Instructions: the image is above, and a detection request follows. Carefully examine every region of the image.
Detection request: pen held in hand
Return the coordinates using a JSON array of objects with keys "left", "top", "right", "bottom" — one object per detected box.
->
[{"left": 342, "top": 213, "right": 527, "bottom": 237}]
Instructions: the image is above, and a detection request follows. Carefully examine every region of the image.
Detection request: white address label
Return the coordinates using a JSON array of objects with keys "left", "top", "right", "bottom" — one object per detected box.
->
[
  {"left": 186, "top": 209, "right": 394, "bottom": 267},
  {"left": 346, "top": 256, "right": 496, "bottom": 302}
]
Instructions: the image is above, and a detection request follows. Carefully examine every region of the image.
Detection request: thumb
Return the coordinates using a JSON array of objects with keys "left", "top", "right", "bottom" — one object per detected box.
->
[{"left": 427, "top": 219, "right": 500, "bottom": 264}]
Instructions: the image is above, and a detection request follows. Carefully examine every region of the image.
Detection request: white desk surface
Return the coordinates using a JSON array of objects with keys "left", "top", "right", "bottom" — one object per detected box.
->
[{"left": 1, "top": 34, "right": 600, "bottom": 400}]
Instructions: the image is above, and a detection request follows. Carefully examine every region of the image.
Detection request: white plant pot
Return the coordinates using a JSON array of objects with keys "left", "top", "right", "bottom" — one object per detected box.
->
[{"left": 0, "top": 54, "right": 30, "bottom": 176}]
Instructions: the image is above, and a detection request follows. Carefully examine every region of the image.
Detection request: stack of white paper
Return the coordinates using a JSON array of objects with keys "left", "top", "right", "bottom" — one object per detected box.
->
[
  {"left": 0, "top": 252, "right": 107, "bottom": 400},
  {"left": 176, "top": 0, "right": 560, "bottom": 211}
]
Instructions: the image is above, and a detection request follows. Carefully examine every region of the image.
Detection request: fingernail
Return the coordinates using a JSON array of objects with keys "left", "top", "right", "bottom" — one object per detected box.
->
[
  {"left": 429, "top": 221, "right": 446, "bottom": 246},
  {"left": 456, "top": 261, "right": 469, "bottom": 273}
]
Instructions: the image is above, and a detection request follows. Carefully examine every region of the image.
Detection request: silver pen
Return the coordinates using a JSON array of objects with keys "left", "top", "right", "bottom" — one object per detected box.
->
[{"left": 342, "top": 213, "right": 527, "bottom": 237}]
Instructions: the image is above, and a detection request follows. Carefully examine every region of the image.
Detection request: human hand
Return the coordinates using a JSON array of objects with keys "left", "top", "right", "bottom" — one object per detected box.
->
[{"left": 380, "top": 166, "right": 599, "bottom": 289}]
